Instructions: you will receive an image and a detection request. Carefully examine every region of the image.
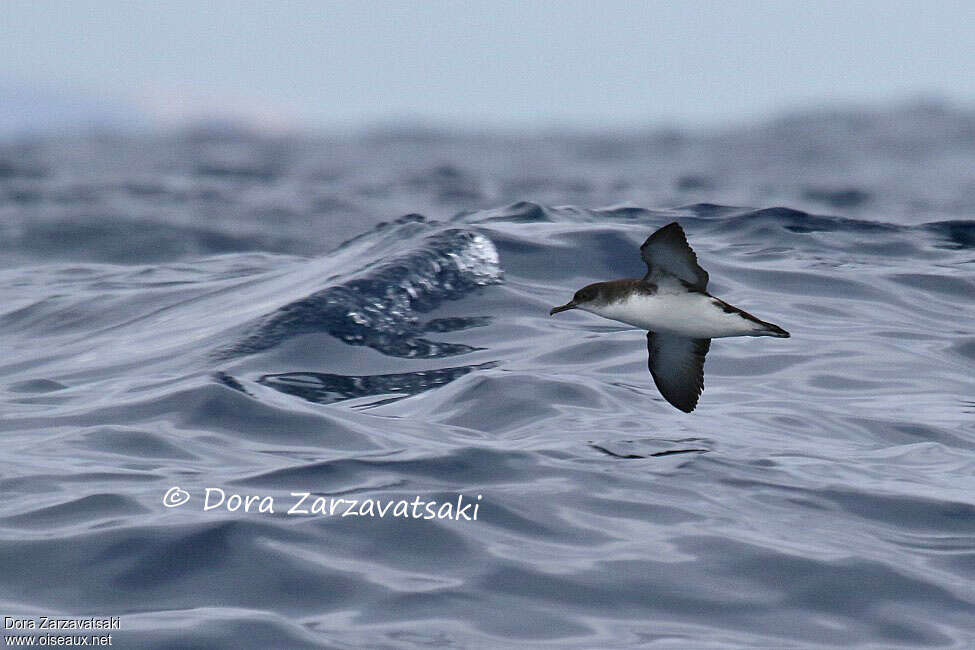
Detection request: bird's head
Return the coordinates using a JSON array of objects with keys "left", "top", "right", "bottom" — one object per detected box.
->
[{"left": 550, "top": 283, "right": 602, "bottom": 315}]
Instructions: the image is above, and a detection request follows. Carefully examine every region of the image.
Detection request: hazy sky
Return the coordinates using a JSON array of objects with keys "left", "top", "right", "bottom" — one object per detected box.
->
[{"left": 2, "top": 0, "right": 974, "bottom": 131}]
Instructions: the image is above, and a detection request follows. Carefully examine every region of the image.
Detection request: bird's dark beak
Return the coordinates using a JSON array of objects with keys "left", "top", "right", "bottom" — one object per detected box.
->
[{"left": 550, "top": 301, "right": 577, "bottom": 315}]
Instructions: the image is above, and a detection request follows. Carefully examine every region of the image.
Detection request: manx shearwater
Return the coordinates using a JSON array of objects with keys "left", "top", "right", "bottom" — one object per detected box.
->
[{"left": 550, "top": 222, "right": 789, "bottom": 412}]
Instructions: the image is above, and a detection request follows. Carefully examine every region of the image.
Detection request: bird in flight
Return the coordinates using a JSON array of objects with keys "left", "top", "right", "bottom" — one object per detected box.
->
[{"left": 550, "top": 222, "right": 789, "bottom": 412}]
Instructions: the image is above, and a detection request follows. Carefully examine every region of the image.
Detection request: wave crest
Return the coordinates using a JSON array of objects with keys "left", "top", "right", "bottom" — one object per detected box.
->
[{"left": 216, "top": 226, "right": 502, "bottom": 359}]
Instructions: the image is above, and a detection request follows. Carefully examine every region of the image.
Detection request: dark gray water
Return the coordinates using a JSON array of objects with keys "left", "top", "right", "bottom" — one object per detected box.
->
[{"left": 1, "top": 103, "right": 974, "bottom": 648}]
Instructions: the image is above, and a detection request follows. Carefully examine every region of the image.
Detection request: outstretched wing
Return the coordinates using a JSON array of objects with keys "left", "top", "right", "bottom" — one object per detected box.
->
[
  {"left": 640, "top": 222, "right": 709, "bottom": 290},
  {"left": 647, "top": 332, "right": 711, "bottom": 413}
]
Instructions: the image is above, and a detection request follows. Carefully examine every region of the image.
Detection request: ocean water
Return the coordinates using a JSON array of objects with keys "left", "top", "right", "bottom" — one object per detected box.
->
[{"left": 1, "top": 103, "right": 974, "bottom": 648}]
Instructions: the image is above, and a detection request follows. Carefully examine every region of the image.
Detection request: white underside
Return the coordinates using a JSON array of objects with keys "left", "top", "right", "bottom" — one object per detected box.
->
[{"left": 582, "top": 291, "right": 766, "bottom": 338}]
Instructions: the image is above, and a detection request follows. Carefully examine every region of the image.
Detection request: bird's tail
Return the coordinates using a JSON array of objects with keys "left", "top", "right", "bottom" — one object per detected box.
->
[{"left": 756, "top": 320, "right": 790, "bottom": 338}]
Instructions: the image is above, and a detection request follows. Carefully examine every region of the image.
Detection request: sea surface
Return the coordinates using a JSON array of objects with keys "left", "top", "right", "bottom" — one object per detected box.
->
[{"left": 1, "top": 103, "right": 974, "bottom": 648}]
